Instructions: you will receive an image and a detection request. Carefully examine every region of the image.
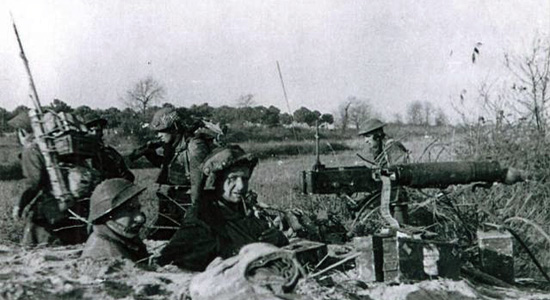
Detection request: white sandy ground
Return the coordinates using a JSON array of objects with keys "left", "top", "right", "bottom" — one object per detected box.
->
[{"left": 1, "top": 241, "right": 550, "bottom": 300}]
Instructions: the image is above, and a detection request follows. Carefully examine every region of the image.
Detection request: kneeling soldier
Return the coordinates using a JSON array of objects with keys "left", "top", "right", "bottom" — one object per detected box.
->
[{"left": 82, "top": 178, "right": 149, "bottom": 262}]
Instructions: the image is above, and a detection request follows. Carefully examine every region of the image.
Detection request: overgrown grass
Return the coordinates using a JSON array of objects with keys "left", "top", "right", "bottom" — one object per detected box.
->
[{"left": 0, "top": 123, "right": 545, "bottom": 282}]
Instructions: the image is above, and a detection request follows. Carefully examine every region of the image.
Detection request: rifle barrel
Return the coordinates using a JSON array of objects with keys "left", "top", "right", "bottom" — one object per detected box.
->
[{"left": 11, "top": 13, "right": 42, "bottom": 113}]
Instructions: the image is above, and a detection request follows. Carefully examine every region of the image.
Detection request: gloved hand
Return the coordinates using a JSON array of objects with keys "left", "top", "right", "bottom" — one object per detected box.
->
[{"left": 259, "top": 227, "right": 289, "bottom": 246}]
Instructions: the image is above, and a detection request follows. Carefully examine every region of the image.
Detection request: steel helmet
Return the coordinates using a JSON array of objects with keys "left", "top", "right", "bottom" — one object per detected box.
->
[
  {"left": 150, "top": 107, "right": 180, "bottom": 132},
  {"left": 89, "top": 178, "right": 146, "bottom": 224},
  {"left": 358, "top": 118, "right": 386, "bottom": 136},
  {"left": 202, "top": 145, "right": 258, "bottom": 190}
]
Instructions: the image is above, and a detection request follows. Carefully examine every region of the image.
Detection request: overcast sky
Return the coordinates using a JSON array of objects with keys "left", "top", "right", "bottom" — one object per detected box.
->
[{"left": 0, "top": 0, "right": 548, "bottom": 122}]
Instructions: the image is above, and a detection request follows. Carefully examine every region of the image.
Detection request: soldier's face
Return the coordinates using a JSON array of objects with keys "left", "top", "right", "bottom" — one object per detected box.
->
[
  {"left": 106, "top": 198, "right": 146, "bottom": 239},
  {"left": 157, "top": 132, "right": 175, "bottom": 144},
  {"left": 222, "top": 166, "right": 251, "bottom": 203},
  {"left": 364, "top": 134, "right": 380, "bottom": 150}
]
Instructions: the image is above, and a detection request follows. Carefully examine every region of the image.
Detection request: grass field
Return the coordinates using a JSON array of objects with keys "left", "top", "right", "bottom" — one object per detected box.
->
[{"left": 1, "top": 132, "right": 548, "bottom": 280}]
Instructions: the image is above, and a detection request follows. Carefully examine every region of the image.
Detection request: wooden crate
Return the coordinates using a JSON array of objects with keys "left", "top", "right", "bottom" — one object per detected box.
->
[{"left": 53, "top": 132, "right": 99, "bottom": 158}]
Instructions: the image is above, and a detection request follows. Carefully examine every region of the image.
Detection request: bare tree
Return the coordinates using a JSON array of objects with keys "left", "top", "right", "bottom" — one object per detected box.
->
[
  {"left": 423, "top": 101, "right": 434, "bottom": 125},
  {"left": 348, "top": 97, "right": 372, "bottom": 130},
  {"left": 338, "top": 98, "right": 353, "bottom": 134},
  {"left": 124, "top": 77, "right": 165, "bottom": 115},
  {"left": 504, "top": 38, "right": 550, "bottom": 133},
  {"left": 407, "top": 100, "right": 423, "bottom": 125},
  {"left": 434, "top": 108, "right": 448, "bottom": 126}
]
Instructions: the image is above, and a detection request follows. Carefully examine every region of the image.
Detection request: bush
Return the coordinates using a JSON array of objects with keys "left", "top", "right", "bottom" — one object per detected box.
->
[{"left": 442, "top": 122, "right": 550, "bottom": 280}]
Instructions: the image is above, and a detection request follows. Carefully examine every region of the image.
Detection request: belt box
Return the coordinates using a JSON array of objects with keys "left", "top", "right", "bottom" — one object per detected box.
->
[
  {"left": 373, "top": 233, "right": 461, "bottom": 282},
  {"left": 477, "top": 229, "right": 514, "bottom": 283}
]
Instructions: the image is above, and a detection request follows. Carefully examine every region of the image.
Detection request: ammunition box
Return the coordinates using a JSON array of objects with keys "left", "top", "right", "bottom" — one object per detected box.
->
[
  {"left": 353, "top": 236, "right": 376, "bottom": 282},
  {"left": 53, "top": 132, "right": 100, "bottom": 158},
  {"left": 373, "top": 233, "right": 461, "bottom": 282},
  {"left": 283, "top": 240, "right": 327, "bottom": 271},
  {"left": 477, "top": 229, "right": 514, "bottom": 283}
]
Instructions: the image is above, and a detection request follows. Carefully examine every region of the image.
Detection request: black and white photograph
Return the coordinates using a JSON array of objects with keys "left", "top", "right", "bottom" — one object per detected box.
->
[{"left": 0, "top": 0, "right": 549, "bottom": 299}]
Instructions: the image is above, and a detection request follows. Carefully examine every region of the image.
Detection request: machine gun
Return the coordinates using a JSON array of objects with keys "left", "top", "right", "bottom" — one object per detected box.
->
[
  {"left": 303, "top": 161, "right": 525, "bottom": 195},
  {"left": 302, "top": 128, "right": 527, "bottom": 228}
]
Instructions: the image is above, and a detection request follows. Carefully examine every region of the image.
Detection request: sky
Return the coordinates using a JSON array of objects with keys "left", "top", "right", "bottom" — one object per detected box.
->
[{"left": 0, "top": 0, "right": 548, "bottom": 122}]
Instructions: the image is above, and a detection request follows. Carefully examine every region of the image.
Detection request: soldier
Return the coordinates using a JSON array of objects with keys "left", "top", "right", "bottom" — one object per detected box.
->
[
  {"left": 9, "top": 111, "right": 95, "bottom": 246},
  {"left": 157, "top": 146, "right": 288, "bottom": 271},
  {"left": 131, "top": 107, "right": 219, "bottom": 239},
  {"left": 357, "top": 118, "right": 410, "bottom": 225},
  {"left": 81, "top": 178, "right": 149, "bottom": 262},
  {"left": 86, "top": 117, "right": 135, "bottom": 182},
  {"left": 358, "top": 118, "right": 409, "bottom": 167}
]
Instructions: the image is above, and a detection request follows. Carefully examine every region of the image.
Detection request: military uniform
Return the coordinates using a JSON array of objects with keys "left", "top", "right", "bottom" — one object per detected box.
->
[
  {"left": 158, "top": 192, "right": 288, "bottom": 271},
  {"left": 369, "top": 138, "right": 409, "bottom": 167},
  {"left": 81, "top": 178, "right": 149, "bottom": 262},
  {"left": 81, "top": 225, "right": 148, "bottom": 262},
  {"left": 143, "top": 108, "right": 219, "bottom": 239},
  {"left": 18, "top": 143, "right": 90, "bottom": 246},
  {"left": 358, "top": 119, "right": 410, "bottom": 225},
  {"left": 157, "top": 146, "right": 288, "bottom": 271}
]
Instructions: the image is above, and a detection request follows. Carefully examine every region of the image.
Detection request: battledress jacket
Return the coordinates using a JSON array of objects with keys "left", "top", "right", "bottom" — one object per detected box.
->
[
  {"left": 17, "top": 142, "right": 136, "bottom": 246},
  {"left": 367, "top": 138, "right": 410, "bottom": 217},
  {"left": 157, "top": 192, "right": 289, "bottom": 271},
  {"left": 372, "top": 138, "right": 409, "bottom": 167},
  {"left": 144, "top": 133, "right": 214, "bottom": 204},
  {"left": 81, "top": 225, "right": 149, "bottom": 262},
  {"left": 17, "top": 143, "right": 89, "bottom": 245}
]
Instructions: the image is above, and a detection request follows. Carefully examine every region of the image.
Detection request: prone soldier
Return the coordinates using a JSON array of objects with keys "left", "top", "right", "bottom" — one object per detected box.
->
[
  {"left": 157, "top": 146, "right": 288, "bottom": 271},
  {"left": 81, "top": 178, "right": 149, "bottom": 262}
]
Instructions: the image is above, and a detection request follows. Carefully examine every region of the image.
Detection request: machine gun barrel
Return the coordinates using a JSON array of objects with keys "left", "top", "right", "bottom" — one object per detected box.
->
[
  {"left": 389, "top": 161, "right": 507, "bottom": 188},
  {"left": 303, "top": 161, "right": 524, "bottom": 195}
]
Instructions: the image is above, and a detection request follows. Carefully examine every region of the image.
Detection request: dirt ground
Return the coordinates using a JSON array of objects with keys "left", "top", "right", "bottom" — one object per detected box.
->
[{"left": 1, "top": 241, "right": 550, "bottom": 300}]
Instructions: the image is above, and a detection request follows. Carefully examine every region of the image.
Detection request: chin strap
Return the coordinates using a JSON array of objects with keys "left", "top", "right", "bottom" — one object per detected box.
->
[{"left": 106, "top": 219, "right": 140, "bottom": 239}]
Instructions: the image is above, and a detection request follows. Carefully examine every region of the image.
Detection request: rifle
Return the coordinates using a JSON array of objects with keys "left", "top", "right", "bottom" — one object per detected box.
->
[{"left": 11, "top": 15, "right": 73, "bottom": 213}]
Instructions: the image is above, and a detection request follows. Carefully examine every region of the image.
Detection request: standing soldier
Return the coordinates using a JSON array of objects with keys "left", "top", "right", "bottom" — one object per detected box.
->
[
  {"left": 9, "top": 111, "right": 99, "bottom": 246},
  {"left": 357, "top": 118, "right": 410, "bottom": 225},
  {"left": 81, "top": 178, "right": 149, "bottom": 262},
  {"left": 130, "top": 107, "right": 220, "bottom": 239},
  {"left": 86, "top": 118, "right": 135, "bottom": 182}
]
